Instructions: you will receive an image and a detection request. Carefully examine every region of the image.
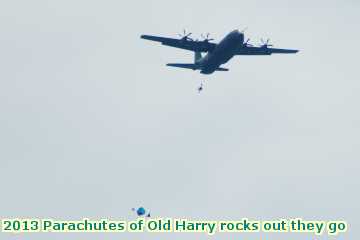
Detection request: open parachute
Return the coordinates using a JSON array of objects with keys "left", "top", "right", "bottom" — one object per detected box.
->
[{"left": 132, "top": 207, "right": 151, "bottom": 217}]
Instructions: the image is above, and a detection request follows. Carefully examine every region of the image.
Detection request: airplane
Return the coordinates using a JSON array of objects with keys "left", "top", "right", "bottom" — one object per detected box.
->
[{"left": 141, "top": 29, "right": 298, "bottom": 75}]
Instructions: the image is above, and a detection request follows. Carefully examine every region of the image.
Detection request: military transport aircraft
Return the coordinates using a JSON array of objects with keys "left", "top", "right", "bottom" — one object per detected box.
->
[{"left": 141, "top": 29, "right": 298, "bottom": 75}]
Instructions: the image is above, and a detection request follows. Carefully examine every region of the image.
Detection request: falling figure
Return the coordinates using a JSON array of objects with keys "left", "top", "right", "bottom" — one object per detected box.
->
[{"left": 198, "top": 83, "right": 203, "bottom": 93}]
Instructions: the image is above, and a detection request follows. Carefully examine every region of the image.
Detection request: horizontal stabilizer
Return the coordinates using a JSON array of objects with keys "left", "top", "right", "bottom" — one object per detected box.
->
[
  {"left": 166, "top": 64, "right": 229, "bottom": 72},
  {"left": 166, "top": 63, "right": 198, "bottom": 70}
]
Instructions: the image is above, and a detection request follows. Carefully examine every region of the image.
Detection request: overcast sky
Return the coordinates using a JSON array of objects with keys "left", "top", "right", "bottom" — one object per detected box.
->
[{"left": 1, "top": 0, "right": 359, "bottom": 239}]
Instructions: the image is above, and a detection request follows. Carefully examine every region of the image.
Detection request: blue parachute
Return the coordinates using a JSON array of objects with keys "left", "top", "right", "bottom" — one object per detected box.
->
[
  {"left": 137, "top": 207, "right": 145, "bottom": 216},
  {"left": 132, "top": 207, "right": 151, "bottom": 217}
]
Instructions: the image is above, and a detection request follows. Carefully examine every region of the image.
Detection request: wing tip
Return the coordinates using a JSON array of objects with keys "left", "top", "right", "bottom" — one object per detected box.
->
[
  {"left": 272, "top": 48, "right": 300, "bottom": 54},
  {"left": 140, "top": 34, "right": 156, "bottom": 40}
]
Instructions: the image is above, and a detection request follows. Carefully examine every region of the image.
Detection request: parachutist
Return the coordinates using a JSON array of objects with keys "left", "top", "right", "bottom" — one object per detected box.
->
[{"left": 198, "top": 83, "right": 203, "bottom": 93}]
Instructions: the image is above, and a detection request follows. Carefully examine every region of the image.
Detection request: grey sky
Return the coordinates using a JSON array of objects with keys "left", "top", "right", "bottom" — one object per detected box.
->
[{"left": 1, "top": 0, "right": 359, "bottom": 239}]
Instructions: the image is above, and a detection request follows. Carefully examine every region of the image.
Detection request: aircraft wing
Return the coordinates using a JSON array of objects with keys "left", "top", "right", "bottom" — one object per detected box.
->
[
  {"left": 236, "top": 46, "right": 299, "bottom": 55},
  {"left": 141, "top": 35, "right": 216, "bottom": 52}
]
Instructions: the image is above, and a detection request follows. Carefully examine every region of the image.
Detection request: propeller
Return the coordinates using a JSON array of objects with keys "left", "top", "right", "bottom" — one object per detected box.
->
[
  {"left": 244, "top": 38, "right": 253, "bottom": 47},
  {"left": 178, "top": 29, "right": 193, "bottom": 41},
  {"left": 260, "top": 38, "right": 273, "bottom": 48},
  {"left": 201, "top": 33, "right": 214, "bottom": 42}
]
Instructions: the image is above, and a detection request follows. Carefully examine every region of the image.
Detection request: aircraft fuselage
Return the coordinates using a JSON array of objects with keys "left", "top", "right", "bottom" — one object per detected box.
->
[{"left": 199, "top": 30, "right": 244, "bottom": 74}]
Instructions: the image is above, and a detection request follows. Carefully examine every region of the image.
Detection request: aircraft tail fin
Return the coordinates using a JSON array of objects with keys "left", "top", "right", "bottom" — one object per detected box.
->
[{"left": 166, "top": 63, "right": 198, "bottom": 70}]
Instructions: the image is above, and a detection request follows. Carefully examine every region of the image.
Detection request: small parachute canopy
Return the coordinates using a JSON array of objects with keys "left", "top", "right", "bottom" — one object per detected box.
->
[
  {"left": 135, "top": 207, "right": 146, "bottom": 216},
  {"left": 132, "top": 207, "right": 151, "bottom": 217}
]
